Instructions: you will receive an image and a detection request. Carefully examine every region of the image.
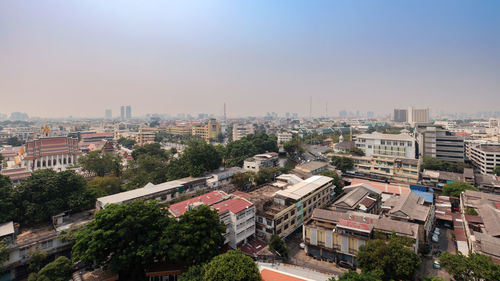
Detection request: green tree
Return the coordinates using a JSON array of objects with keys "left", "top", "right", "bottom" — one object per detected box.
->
[
  {"left": 122, "top": 154, "right": 169, "bottom": 190},
  {"left": 421, "top": 156, "right": 469, "bottom": 173},
  {"left": 320, "top": 170, "right": 344, "bottom": 196},
  {"left": 0, "top": 239, "right": 9, "bottom": 269},
  {"left": 233, "top": 172, "right": 255, "bottom": 191},
  {"left": 269, "top": 234, "right": 288, "bottom": 260},
  {"left": 72, "top": 201, "right": 172, "bottom": 280},
  {"left": 79, "top": 151, "right": 122, "bottom": 177},
  {"left": 163, "top": 205, "right": 226, "bottom": 266},
  {"left": 28, "top": 256, "right": 73, "bottom": 281},
  {"left": 132, "top": 143, "right": 170, "bottom": 160},
  {"left": 27, "top": 248, "right": 48, "bottom": 271},
  {"left": 349, "top": 147, "right": 365, "bottom": 156},
  {"left": 203, "top": 250, "right": 261, "bottom": 281},
  {"left": 6, "top": 137, "right": 22, "bottom": 146},
  {"left": 439, "top": 252, "right": 500, "bottom": 281},
  {"left": 0, "top": 175, "right": 15, "bottom": 223},
  {"left": 179, "top": 264, "right": 205, "bottom": 281},
  {"left": 87, "top": 176, "right": 122, "bottom": 197},
  {"left": 494, "top": 165, "right": 500, "bottom": 176},
  {"left": 332, "top": 270, "right": 381, "bottom": 281},
  {"left": 255, "top": 167, "right": 279, "bottom": 186},
  {"left": 224, "top": 133, "right": 278, "bottom": 167},
  {"left": 117, "top": 137, "right": 136, "bottom": 149},
  {"left": 165, "top": 140, "right": 222, "bottom": 180},
  {"left": 442, "top": 182, "right": 478, "bottom": 197},
  {"left": 423, "top": 276, "right": 446, "bottom": 281},
  {"left": 11, "top": 170, "right": 95, "bottom": 225},
  {"left": 357, "top": 236, "right": 421, "bottom": 281},
  {"left": 331, "top": 156, "right": 354, "bottom": 172}
]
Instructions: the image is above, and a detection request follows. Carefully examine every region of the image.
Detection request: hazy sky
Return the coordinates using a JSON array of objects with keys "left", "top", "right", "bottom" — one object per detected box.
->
[{"left": 1, "top": 1, "right": 499, "bottom": 118}]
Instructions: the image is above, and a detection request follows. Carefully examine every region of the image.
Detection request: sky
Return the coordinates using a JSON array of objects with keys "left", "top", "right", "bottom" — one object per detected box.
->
[{"left": 1, "top": 0, "right": 499, "bottom": 118}]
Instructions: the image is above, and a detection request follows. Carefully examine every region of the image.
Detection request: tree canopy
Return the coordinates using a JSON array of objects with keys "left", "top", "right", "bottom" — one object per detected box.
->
[
  {"left": 79, "top": 151, "right": 122, "bottom": 177},
  {"left": 269, "top": 234, "right": 288, "bottom": 260},
  {"left": 349, "top": 147, "right": 365, "bottom": 156},
  {"left": 494, "top": 165, "right": 500, "bottom": 176},
  {"left": 122, "top": 154, "right": 169, "bottom": 190},
  {"left": 442, "top": 182, "right": 478, "bottom": 197},
  {"left": 357, "top": 236, "right": 421, "bottom": 281},
  {"left": 320, "top": 170, "right": 343, "bottom": 196},
  {"left": 421, "top": 156, "right": 469, "bottom": 173},
  {"left": 333, "top": 270, "right": 381, "bottom": 281},
  {"left": 2, "top": 170, "right": 95, "bottom": 225},
  {"left": 224, "top": 133, "right": 278, "bottom": 167},
  {"left": 203, "top": 250, "right": 261, "bottom": 281},
  {"left": 331, "top": 156, "right": 354, "bottom": 172},
  {"left": 0, "top": 238, "right": 9, "bottom": 268},
  {"left": 27, "top": 256, "right": 74, "bottom": 281},
  {"left": 439, "top": 252, "right": 500, "bottom": 281},
  {"left": 87, "top": 176, "right": 122, "bottom": 197},
  {"left": 132, "top": 143, "right": 170, "bottom": 160},
  {"left": 117, "top": 137, "right": 136, "bottom": 149}
]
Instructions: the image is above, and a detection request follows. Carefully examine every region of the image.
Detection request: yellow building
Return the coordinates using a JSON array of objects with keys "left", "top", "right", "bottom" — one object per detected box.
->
[{"left": 192, "top": 118, "right": 221, "bottom": 142}]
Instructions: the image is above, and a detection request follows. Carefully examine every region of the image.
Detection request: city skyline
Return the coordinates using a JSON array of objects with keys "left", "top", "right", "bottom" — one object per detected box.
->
[{"left": 1, "top": 1, "right": 499, "bottom": 118}]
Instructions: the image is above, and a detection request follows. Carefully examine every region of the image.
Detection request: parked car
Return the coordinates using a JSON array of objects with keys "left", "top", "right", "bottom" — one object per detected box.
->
[
  {"left": 338, "top": 261, "right": 355, "bottom": 270},
  {"left": 433, "top": 260, "right": 441, "bottom": 269},
  {"left": 434, "top": 228, "right": 441, "bottom": 235},
  {"left": 432, "top": 234, "right": 439, "bottom": 243}
]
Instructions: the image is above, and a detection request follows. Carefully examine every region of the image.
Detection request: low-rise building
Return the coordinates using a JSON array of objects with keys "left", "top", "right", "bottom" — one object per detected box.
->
[
  {"left": 382, "top": 192, "right": 434, "bottom": 243},
  {"left": 303, "top": 209, "right": 420, "bottom": 267},
  {"left": 96, "top": 177, "right": 207, "bottom": 210},
  {"left": 243, "top": 152, "right": 279, "bottom": 172},
  {"left": 460, "top": 190, "right": 500, "bottom": 263},
  {"left": 233, "top": 124, "right": 255, "bottom": 141},
  {"left": 420, "top": 169, "right": 464, "bottom": 192},
  {"left": 0, "top": 211, "right": 94, "bottom": 281},
  {"left": 355, "top": 132, "right": 416, "bottom": 158},
  {"left": 475, "top": 173, "right": 500, "bottom": 194},
  {"left": 80, "top": 132, "right": 114, "bottom": 143},
  {"left": 329, "top": 183, "right": 382, "bottom": 214},
  {"left": 277, "top": 132, "right": 293, "bottom": 145},
  {"left": 168, "top": 190, "right": 255, "bottom": 249},
  {"left": 292, "top": 161, "right": 329, "bottom": 178},
  {"left": 242, "top": 176, "right": 334, "bottom": 239},
  {"left": 206, "top": 167, "right": 244, "bottom": 189}
]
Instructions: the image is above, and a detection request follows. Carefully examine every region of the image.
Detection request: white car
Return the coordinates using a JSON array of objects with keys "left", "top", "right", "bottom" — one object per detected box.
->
[
  {"left": 432, "top": 234, "right": 439, "bottom": 243},
  {"left": 434, "top": 228, "right": 441, "bottom": 235}
]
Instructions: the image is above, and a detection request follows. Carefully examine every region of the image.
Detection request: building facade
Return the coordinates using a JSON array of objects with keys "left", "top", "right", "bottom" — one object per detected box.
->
[
  {"left": 466, "top": 143, "right": 500, "bottom": 175},
  {"left": 277, "top": 132, "right": 293, "bottom": 145},
  {"left": 355, "top": 132, "right": 416, "bottom": 158},
  {"left": 416, "top": 125, "right": 465, "bottom": 162},
  {"left": 393, "top": 109, "right": 408, "bottom": 122},
  {"left": 233, "top": 124, "right": 255, "bottom": 141},
  {"left": 243, "top": 152, "right": 279, "bottom": 172}
]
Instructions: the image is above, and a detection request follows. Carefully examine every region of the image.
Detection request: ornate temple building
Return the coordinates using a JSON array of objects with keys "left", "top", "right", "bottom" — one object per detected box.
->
[{"left": 23, "top": 125, "right": 81, "bottom": 172}]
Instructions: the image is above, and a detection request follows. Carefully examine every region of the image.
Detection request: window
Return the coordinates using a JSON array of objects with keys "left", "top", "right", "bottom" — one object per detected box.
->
[
  {"left": 284, "top": 214, "right": 289, "bottom": 220},
  {"left": 258, "top": 217, "right": 263, "bottom": 223},
  {"left": 381, "top": 140, "right": 385, "bottom": 145},
  {"left": 291, "top": 210, "right": 295, "bottom": 216}
]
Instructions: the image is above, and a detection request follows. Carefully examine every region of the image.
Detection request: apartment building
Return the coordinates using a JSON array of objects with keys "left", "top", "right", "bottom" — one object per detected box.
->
[
  {"left": 233, "top": 124, "right": 255, "bottom": 141},
  {"left": 466, "top": 143, "right": 500, "bottom": 175},
  {"left": 243, "top": 176, "right": 334, "bottom": 239},
  {"left": 192, "top": 118, "right": 221, "bottom": 141},
  {"left": 96, "top": 177, "right": 207, "bottom": 210},
  {"left": 206, "top": 167, "right": 244, "bottom": 189},
  {"left": 303, "top": 209, "right": 419, "bottom": 267},
  {"left": 407, "top": 107, "right": 430, "bottom": 125},
  {"left": 416, "top": 125, "right": 465, "bottom": 162},
  {"left": 243, "top": 152, "right": 279, "bottom": 172},
  {"left": 168, "top": 190, "right": 255, "bottom": 249},
  {"left": 136, "top": 128, "right": 157, "bottom": 146},
  {"left": 355, "top": 132, "right": 416, "bottom": 158},
  {"left": 277, "top": 132, "right": 293, "bottom": 145}
]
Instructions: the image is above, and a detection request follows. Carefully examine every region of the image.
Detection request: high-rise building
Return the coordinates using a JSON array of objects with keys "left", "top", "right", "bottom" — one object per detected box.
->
[
  {"left": 126, "top": 106, "right": 131, "bottom": 119},
  {"left": 120, "top": 106, "right": 125, "bottom": 120},
  {"left": 105, "top": 109, "right": 112, "bottom": 119},
  {"left": 407, "top": 107, "right": 429, "bottom": 125},
  {"left": 394, "top": 109, "right": 408, "bottom": 122}
]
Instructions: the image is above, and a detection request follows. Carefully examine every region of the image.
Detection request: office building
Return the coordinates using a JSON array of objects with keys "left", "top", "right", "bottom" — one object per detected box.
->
[
  {"left": 355, "top": 132, "right": 416, "bottom": 158},
  {"left": 416, "top": 125, "right": 465, "bottom": 162},
  {"left": 233, "top": 124, "right": 255, "bottom": 141},
  {"left": 407, "top": 107, "right": 430, "bottom": 125},
  {"left": 466, "top": 142, "right": 500, "bottom": 175},
  {"left": 192, "top": 118, "right": 221, "bottom": 142},
  {"left": 126, "top": 105, "right": 132, "bottom": 119},
  {"left": 105, "top": 109, "right": 112, "bottom": 119},
  {"left": 394, "top": 109, "right": 408, "bottom": 122},
  {"left": 120, "top": 106, "right": 125, "bottom": 120}
]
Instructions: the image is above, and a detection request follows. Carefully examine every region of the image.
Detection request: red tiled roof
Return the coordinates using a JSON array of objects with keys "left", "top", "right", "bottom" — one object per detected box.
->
[
  {"left": 211, "top": 197, "right": 253, "bottom": 215},
  {"left": 360, "top": 197, "right": 376, "bottom": 208},
  {"left": 495, "top": 202, "right": 500, "bottom": 210},
  {"left": 261, "top": 269, "right": 306, "bottom": 281},
  {"left": 168, "top": 191, "right": 228, "bottom": 217},
  {"left": 337, "top": 218, "right": 373, "bottom": 233},
  {"left": 239, "top": 237, "right": 267, "bottom": 256}
]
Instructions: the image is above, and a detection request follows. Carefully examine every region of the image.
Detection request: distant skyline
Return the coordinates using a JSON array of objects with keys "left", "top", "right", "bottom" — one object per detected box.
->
[{"left": 1, "top": 1, "right": 499, "bottom": 118}]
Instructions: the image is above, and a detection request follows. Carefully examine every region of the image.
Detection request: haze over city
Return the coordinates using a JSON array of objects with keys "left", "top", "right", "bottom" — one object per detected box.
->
[{"left": 1, "top": 0, "right": 499, "bottom": 118}]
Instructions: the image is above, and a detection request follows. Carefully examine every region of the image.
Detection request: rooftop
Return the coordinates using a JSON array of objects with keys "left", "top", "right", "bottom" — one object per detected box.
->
[
  {"left": 295, "top": 161, "right": 328, "bottom": 172},
  {"left": 357, "top": 132, "right": 414, "bottom": 141},
  {"left": 385, "top": 192, "right": 431, "bottom": 222},
  {"left": 479, "top": 144, "right": 500, "bottom": 153},
  {"left": 0, "top": 221, "right": 14, "bottom": 237},
  {"left": 275, "top": 176, "right": 332, "bottom": 201},
  {"left": 332, "top": 183, "right": 381, "bottom": 210},
  {"left": 346, "top": 178, "right": 411, "bottom": 195},
  {"left": 211, "top": 197, "right": 253, "bottom": 214},
  {"left": 168, "top": 190, "right": 229, "bottom": 217}
]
